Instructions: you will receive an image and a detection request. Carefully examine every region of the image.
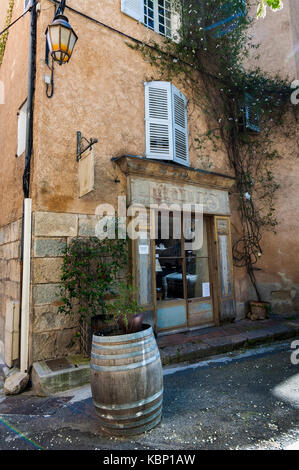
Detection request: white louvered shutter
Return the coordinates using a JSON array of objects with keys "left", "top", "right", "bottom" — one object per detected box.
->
[
  {"left": 171, "top": 84, "right": 189, "bottom": 166},
  {"left": 144, "top": 82, "right": 174, "bottom": 161},
  {"left": 121, "top": 0, "right": 144, "bottom": 23}
]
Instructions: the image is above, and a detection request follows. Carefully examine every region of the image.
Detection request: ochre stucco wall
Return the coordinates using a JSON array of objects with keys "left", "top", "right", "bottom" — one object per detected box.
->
[
  {"left": 0, "top": 0, "right": 298, "bottom": 362},
  {"left": 32, "top": 0, "right": 233, "bottom": 218},
  {"left": 31, "top": 1, "right": 298, "bottom": 310},
  {"left": 248, "top": 0, "right": 298, "bottom": 80},
  {"left": 0, "top": 0, "right": 30, "bottom": 227}
]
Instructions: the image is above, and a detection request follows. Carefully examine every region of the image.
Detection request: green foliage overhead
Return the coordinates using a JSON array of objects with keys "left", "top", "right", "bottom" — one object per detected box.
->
[
  {"left": 0, "top": 0, "right": 14, "bottom": 67},
  {"left": 257, "top": 0, "right": 283, "bottom": 18},
  {"left": 132, "top": 0, "right": 296, "bottom": 300}
]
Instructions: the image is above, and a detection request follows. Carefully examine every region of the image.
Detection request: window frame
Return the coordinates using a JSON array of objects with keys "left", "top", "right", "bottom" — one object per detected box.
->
[
  {"left": 144, "top": 0, "right": 173, "bottom": 38},
  {"left": 154, "top": 212, "right": 212, "bottom": 304}
]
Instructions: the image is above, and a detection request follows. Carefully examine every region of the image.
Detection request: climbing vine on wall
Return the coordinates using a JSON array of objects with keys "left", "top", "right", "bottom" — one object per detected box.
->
[
  {"left": 0, "top": 0, "right": 14, "bottom": 66},
  {"left": 131, "top": 0, "right": 298, "bottom": 301}
]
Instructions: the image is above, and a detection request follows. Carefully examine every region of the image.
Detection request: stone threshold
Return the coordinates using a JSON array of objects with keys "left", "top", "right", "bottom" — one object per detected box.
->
[{"left": 158, "top": 315, "right": 299, "bottom": 365}]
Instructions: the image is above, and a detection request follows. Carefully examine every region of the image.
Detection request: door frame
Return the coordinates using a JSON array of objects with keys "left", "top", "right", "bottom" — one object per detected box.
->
[{"left": 152, "top": 213, "right": 216, "bottom": 333}]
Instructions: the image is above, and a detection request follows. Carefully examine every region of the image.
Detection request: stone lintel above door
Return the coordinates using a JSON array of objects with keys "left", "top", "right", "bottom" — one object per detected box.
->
[{"left": 113, "top": 155, "right": 234, "bottom": 216}]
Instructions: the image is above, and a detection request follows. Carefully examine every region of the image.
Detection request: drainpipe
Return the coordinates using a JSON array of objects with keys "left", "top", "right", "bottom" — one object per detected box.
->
[
  {"left": 20, "top": 2, "right": 37, "bottom": 373},
  {"left": 20, "top": 199, "right": 32, "bottom": 373}
]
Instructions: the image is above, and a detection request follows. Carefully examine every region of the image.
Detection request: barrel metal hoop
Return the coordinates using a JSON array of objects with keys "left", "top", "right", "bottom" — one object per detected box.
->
[
  {"left": 90, "top": 351, "right": 161, "bottom": 372},
  {"left": 91, "top": 343, "right": 157, "bottom": 361},
  {"left": 97, "top": 408, "right": 162, "bottom": 430},
  {"left": 92, "top": 327, "right": 153, "bottom": 343},
  {"left": 93, "top": 398, "right": 163, "bottom": 421},
  {"left": 92, "top": 336, "right": 154, "bottom": 351},
  {"left": 92, "top": 389, "right": 163, "bottom": 411}
]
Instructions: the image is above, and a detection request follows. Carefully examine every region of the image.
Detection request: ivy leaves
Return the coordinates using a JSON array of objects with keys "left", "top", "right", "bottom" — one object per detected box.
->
[
  {"left": 0, "top": 0, "right": 14, "bottom": 67},
  {"left": 58, "top": 236, "right": 128, "bottom": 323}
]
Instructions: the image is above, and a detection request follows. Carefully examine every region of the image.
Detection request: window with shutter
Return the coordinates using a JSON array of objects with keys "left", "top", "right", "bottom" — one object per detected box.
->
[
  {"left": 121, "top": 1, "right": 180, "bottom": 40},
  {"left": 144, "top": 0, "right": 172, "bottom": 38},
  {"left": 24, "top": 0, "right": 31, "bottom": 12},
  {"left": 244, "top": 93, "right": 260, "bottom": 133},
  {"left": 17, "top": 100, "right": 27, "bottom": 157},
  {"left": 239, "top": 93, "right": 260, "bottom": 133},
  {"left": 121, "top": 0, "right": 144, "bottom": 23},
  {"left": 144, "top": 82, "right": 189, "bottom": 166}
]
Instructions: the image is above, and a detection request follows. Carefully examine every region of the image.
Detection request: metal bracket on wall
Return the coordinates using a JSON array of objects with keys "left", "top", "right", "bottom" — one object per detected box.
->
[{"left": 77, "top": 131, "right": 98, "bottom": 161}]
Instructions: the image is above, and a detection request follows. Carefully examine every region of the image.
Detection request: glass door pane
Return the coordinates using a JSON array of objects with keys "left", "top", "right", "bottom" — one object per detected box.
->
[
  {"left": 155, "top": 211, "right": 181, "bottom": 257},
  {"left": 156, "top": 257, "right": 184, "bottom": 301},
  {"left": 186, "top": 256, "right": 210, "bottom": 299},
  {"left": 155, "top": 212, "right": 186, "bottom": 331},
  {"left": 185, "top": 218, "right": 211, "bottom": 300},
  {"left": 185, "top": 217, "right": 214, "bottom": 328}
]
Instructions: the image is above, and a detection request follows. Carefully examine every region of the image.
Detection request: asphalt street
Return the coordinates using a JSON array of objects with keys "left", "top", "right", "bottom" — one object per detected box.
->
[{"left": 0, "top": 341, "right": 298, "bottom": 450}]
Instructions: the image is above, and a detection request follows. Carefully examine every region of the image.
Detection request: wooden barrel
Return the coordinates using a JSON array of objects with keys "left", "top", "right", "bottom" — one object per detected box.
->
[{"left": 90, "top": 325, "right": 163, "bottom": 436}]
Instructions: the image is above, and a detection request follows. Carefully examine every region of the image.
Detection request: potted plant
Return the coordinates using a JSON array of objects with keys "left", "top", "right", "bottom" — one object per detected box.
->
[
  {"left": 90, "top": 281, "right": 163, "bottom": 436},
  {"left": 59, "top": 236, "right": 163, "bottom": 436},
  {"left": 59, "top": 236, "right": 128, "bottom": 355},
  {"left": 106, "top": 283, "right": 143, "bottom": 334}
]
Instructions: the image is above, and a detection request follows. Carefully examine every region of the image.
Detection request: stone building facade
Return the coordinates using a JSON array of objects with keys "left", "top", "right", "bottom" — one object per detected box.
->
[{"left": 0, "top": 0, "right": 298, "bottom": 369}]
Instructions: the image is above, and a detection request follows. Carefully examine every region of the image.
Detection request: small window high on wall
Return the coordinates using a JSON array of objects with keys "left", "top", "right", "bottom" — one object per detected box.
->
[
  {"left": 24, "top": 0, "right": 31, "bottom": 12},
  {"left": 17, "top": 101, "right": 27, "bottom": 157},
  {"left": 121, "top": 0, "right": 180, "bottom": 39},
  {"left": 144, "top": 81, "right": 189, "bottom": 167},
  {"left": 144, "top": 0, "right": 172, "bottom": 37}
]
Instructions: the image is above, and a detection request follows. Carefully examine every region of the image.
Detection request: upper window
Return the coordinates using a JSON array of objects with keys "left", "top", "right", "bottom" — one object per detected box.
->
[
  {"left": 144, "top": 0, "right": 172, "bottom": 38},
  {"left": 24, "top": 0, "right": 31, "bottom": 12},
  {"left": 17, "top": 100, "right": 27, "bottom": 157},
  {"left": 121, "top": 0, "right": 179, "bottom": 40},
  {"left": 239, "top": 93, "right": 261, "bottom": 134}
]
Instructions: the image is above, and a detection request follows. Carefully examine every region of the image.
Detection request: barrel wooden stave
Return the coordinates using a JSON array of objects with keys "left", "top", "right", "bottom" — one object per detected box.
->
[{"left": 90, "top": 326, "right": 163, "bottom": 436}]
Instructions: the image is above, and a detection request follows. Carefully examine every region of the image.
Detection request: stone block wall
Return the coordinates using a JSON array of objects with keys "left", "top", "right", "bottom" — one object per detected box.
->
[
  {"left": 248, "top": 282, "right": 299, "bottom": 316},
  {"left": 0, "top": 219, "right": 22, "bottom": 364},
  {"left": 31, "top": 211, "right": 101, "bottom": 362}
]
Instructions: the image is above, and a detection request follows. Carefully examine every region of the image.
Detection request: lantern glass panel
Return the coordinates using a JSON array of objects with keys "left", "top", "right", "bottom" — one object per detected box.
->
[
  {"left": 68, "top": 32, "right": 77, "bottom": 56},
  {"left": 60, "top": 26, "right": 71, "bottom": 53},
  {"left": 49, "top": 25, "right": 60, "bottom": 51}
]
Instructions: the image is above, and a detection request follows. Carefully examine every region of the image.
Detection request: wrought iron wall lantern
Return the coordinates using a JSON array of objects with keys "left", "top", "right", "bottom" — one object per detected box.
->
[
  {"left": 45, "top": 0, "right": 78, "bottom": 98},
  {"left": 77, "top": 131, "right": 98, "bottom": 161}
]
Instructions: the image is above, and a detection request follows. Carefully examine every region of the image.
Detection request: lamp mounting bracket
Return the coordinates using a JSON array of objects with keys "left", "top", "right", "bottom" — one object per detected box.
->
[
  {"left": 77, "top": 131, "right": 98, "bottom": 161},
  {"left": 55, "top": 0, "right": 66, "bottom": 17}
]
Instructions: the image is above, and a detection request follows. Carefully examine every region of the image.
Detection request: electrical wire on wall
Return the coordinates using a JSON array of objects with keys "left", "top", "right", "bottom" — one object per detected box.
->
[{"left": 0, "top": 3, "right": 35, "bottom": 37}]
